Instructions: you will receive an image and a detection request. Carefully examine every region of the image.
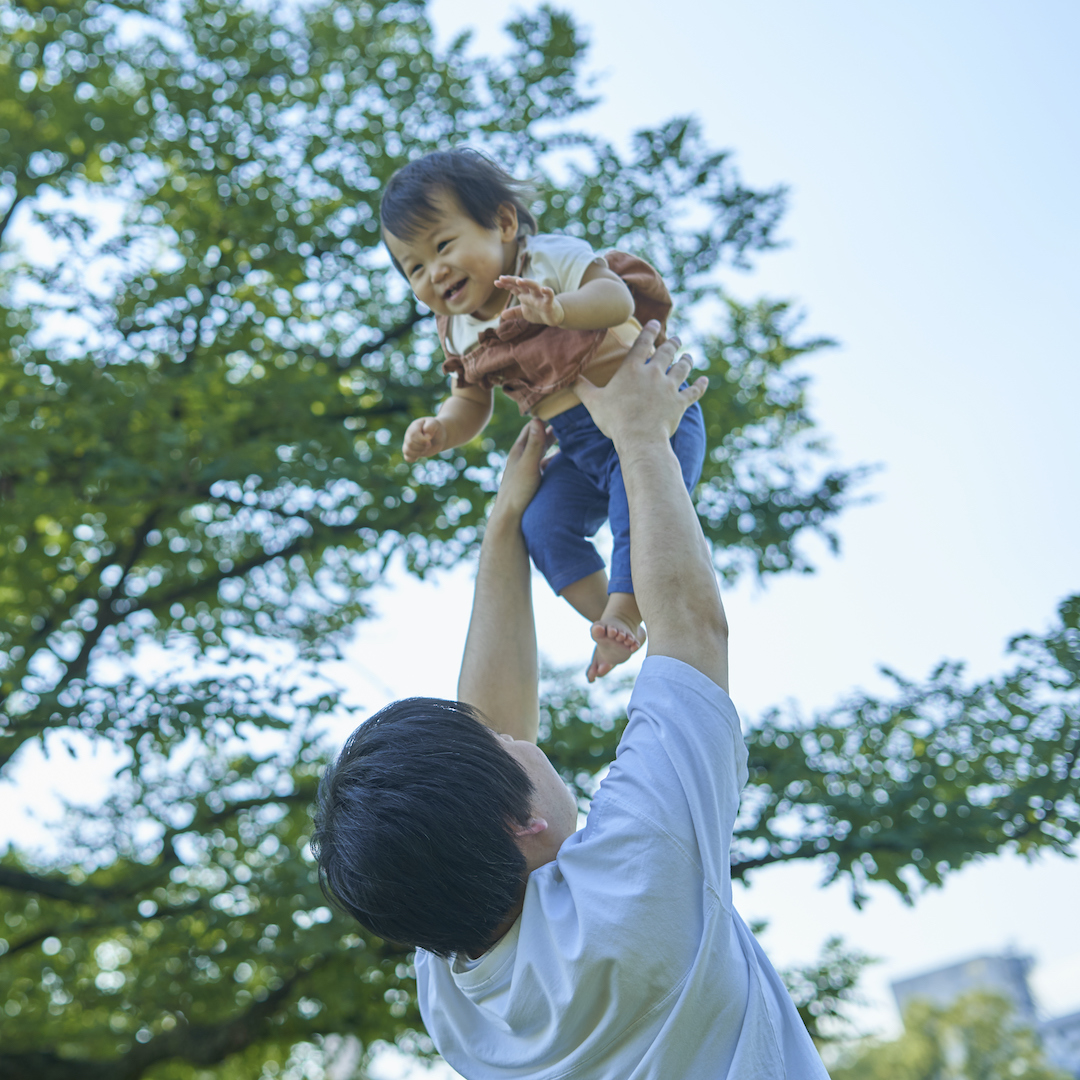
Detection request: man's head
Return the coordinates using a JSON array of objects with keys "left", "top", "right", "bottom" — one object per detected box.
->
[{"left": 310, "top": 697, "right": 538, "bottom": 958}]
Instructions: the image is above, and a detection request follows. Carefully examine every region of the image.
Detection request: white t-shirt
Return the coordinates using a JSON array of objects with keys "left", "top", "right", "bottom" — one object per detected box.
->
[
  {"left": 416, "top": 657, "right": 830, "bottom": 1080},
  {"left": 444, "top": 232, "right": 610, "bottom": 356}
]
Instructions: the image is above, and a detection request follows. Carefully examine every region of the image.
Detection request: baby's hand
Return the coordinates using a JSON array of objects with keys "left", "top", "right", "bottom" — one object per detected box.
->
[
  {"left": 403, "top": 416, "right": 447, "bottom": 462},
  {"left": 495, "top": 276, "right": 566, "bottom": 327}
]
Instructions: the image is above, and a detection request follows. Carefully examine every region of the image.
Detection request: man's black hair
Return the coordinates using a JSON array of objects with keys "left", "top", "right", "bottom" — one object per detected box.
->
[
  {"left": 310, "top": 697, "right": 536, "bottom": 958},
  {"left": 380, "top": 148, "right": 538, "bottom": 257}
]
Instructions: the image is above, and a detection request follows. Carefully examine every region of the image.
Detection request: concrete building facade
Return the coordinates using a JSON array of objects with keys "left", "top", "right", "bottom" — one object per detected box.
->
[{"left": 891, "top": 953, "right": 1080, "bottom": 1078}]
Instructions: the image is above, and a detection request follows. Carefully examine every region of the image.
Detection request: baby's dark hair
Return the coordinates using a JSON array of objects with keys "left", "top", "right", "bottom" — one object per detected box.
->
[
  {"left": 380, "top": 148, "right": 538, "bottom": 251},
  {"left": 310, "top": 696, "right": 536, "bottom": 958}
]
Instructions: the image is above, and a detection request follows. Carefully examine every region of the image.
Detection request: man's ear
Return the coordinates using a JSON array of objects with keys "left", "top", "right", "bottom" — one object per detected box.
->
[
  {"left": 497, "top": 202, "right": 520, "bottom": 241},
  {"left": 512, "top": 817, "right": 548, "bottom": 838}
]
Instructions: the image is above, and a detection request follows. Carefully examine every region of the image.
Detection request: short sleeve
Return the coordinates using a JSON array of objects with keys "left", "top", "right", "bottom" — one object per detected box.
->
[
  {"left": 593, "top": 656, "right": 748, "bottom": 895},
  {"left": 522, "top": 234, "right": 606, "bottom": 295}
]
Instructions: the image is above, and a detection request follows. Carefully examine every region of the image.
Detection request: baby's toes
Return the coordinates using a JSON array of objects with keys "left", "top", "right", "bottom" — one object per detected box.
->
[{"left": 587, "top": 651, "right": 615, "bottom": 682}]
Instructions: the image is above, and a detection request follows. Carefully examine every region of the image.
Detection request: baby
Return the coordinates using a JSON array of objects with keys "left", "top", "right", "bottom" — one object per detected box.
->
[{"left": 381, "top": 149, "right": 706, "bottom": 681}]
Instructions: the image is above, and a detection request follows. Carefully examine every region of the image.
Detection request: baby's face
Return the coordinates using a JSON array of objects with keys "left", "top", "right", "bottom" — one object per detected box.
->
[{"left": 384, "top": 191, "right": 519, "bottom": 321}]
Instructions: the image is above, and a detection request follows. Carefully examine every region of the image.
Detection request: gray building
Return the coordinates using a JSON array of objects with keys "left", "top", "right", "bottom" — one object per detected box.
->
[
  {"left": 1043, "top": 1013, "right": 1080, "bottom": 1080},
  {"left": 891, "top": 953, "right": 1080, "bottom": 1078}
]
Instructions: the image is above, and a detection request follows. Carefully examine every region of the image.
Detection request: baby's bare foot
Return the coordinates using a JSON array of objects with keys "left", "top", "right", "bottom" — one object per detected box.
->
[{"left": 586, "top": 616, "right": 645, "bottom": 683}]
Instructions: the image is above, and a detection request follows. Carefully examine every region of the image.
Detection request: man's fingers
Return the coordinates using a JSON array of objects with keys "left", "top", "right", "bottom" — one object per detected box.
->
[
  {"left": 665, "top": 353, "right": 694, "bottom": 377},
  {"left": 572, "top": 374, "right": 598, "bottom": 403},
  {"left": 679, "top": 375, "right": 709, "bottom": 403},
  {"left": 510, "top": 418, "right": 546, "bottom": 460},
  {"left": 507, "top": 419, "right": 535, "bottom": 458},
  {"left": 646, "top": 334, "right": 680, "bottom": 367},
  {"left": 522, "top": 417, "right": 546, "bottom": 453},
  {"left": 539, "top": 444, "right": 559, "bottom": 474},
  {"left": 509, "top": 423, "right": 530, "bottom": 451},
  {"left": 624, "top": 320, "right": 662, "bottom": 365}
]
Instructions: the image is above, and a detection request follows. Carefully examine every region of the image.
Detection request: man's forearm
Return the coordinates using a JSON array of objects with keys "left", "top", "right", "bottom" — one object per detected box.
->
[
  {"left": 457, "top": 505, "right": 540, "bottom": 742},
  {"left": 616, "top": 436, "right": 728, "bottom": 691}
]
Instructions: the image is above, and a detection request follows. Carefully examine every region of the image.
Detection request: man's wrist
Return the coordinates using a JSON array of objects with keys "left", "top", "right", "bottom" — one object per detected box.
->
[
  {"left": 611, "top": 429, "right": 676, "bottom": 466},
  {"left": 486, "top": 498, "right": 526, "bottom": 536}
]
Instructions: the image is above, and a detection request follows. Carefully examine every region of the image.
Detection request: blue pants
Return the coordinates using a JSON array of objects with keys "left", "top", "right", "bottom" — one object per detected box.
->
[{"left": 521, "top": 401, "right": 707, "bottom": 596}]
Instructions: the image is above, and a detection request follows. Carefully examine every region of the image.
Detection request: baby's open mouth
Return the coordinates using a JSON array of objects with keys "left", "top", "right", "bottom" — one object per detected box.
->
[{"left": 444, "top": 279, "right": 467, "bottom": 302}]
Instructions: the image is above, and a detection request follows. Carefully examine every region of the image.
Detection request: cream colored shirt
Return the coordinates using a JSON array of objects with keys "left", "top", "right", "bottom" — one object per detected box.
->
[{"left": 444, "top": 233, "right": 641, "bottom": 361}]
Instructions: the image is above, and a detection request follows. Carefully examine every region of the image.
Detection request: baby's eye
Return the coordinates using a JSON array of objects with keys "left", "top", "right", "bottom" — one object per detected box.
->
[
  {"left": 409, "top": 263, "right": 422, "bottom": 276},
  {"left": 437, "top": 238, "right": 453, "bottom": 252}
]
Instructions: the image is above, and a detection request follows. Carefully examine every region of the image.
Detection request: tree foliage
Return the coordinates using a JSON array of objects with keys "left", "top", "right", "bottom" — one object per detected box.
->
[
  {"left": 830, "top": 992, "right": 1072, "bottom": 1080},
  {"left": 538, "top": 595, "right": 1080, "bottom": 899},
  {"left": 736, "top": 594, "right": 1080, "bottom": 901},
  {"left": 781, "top": 935, "right": 876, "bottom": 1048},
  {"left": 0, "top": 0, "right": 851, "bottom": 776},
  {"left": 0, "top": 0, "right": 1073, "bottom": 1076}
]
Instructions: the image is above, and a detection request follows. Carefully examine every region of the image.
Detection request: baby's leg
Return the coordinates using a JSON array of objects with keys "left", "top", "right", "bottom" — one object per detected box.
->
[
  {"left": 559, "top": 569, "right": 608, "bottom": 623},
  {"left": 587, "top": 468, "right": 644, "bottom": 681},
  {"left": 521, "top": 450, "right": 608, "bottom": 603},
  {"left": 582, "top": 454, "right": 645, "bottom": 681},
  {"left": 521, "top": 450, "right": 643, "bottom": 681}
]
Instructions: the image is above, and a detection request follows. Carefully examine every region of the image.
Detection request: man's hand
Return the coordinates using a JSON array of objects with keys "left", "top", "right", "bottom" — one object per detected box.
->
[
  {"left": 403, "top": 416, "right": 447, "bottom": 462},
  {"left": 574, "top": 322, "right": 707, "bottom": 450},
  {"left": 492, "top": 418, "right": 555, "bottom": 520},
  {"left": 495, "top": 276, "right": 566, "bottom": 326}
]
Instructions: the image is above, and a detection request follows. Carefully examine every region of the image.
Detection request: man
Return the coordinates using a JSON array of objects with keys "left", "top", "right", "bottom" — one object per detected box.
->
[{"left": 312, "top": 324, "right": 830, "bottom": 1078}]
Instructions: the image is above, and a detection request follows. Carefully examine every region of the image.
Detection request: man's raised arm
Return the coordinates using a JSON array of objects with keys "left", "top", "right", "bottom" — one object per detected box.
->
[
  {"left": 575, "top": 324, "right": 728, "bottom": 690},
  {"left": 456, "top": 419, "right": 553, "bottom": 742}
]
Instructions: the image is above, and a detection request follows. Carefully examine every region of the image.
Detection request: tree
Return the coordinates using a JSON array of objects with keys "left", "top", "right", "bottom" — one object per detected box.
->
[
  {"left": 0, "top": 0, "right": 1075, "bottom": 1076},
  {"left": 830, "top": 992, "right": 1072, "bottom": 1080},
  {"left": 779, "top": 934, "right": 876, "bottom": 1048}
]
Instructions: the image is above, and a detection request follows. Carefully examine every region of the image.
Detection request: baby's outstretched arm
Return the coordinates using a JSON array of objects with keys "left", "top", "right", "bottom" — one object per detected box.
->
[
  {"left": 402, "top": 380, "right": 493, "bottom": 463},
  {"left": 496, "top": 262, "right": 634, "bottom": 331}
]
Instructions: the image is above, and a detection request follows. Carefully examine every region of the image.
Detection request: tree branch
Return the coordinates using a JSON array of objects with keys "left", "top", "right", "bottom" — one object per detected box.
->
[
  {"left": 731, "top": 842, "right": 819, "bottom": 879},
  {"left": 0, "top": 865, "right": 126, "bottom": 905},
  {"left": 4, "top": 508, "right": 161, "bottom": 695},
  {"left": 0, "top": 926, "right": 57, "bottom": 957},
  {"left": 0, "top": 792, "right": 314, "bottom": 904},
  {"left": 0, "top": 189, "right": 26, "bottom": 245},
  {"left": 0, "top": 955, "right": 332, "bottom": 1080},
  {"left": 336, "top": 305, "right": 428, "bottom": 370}
]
